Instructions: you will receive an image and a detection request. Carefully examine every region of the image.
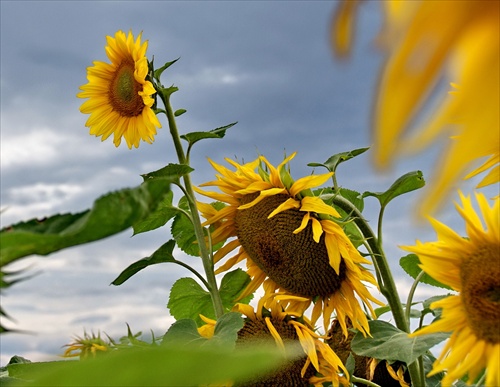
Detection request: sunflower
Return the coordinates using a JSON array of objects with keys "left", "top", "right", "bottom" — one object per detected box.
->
[
  {"left": 231, "top": 298, "right": 349, "bottom": 387},
  {"left": 78, "top": 30, "right": 161, "bottom": 149},
  {"left": 196, "top": 152, "right": 381, "bottom": 335},
  {"left": 332, "top": 1, "right": 499, "bottom": 215},
  {"left": 404, "top": 192, "right": 500, "bottom": 386},
  {"left": 62, "top": 331, "right": 111, "bottom": 359}
]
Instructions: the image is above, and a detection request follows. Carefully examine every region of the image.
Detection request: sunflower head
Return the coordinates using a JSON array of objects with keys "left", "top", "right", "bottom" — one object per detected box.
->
[
  {"left": 62, "top": 331, "right": 111, "bottom": 359},
  {"left": 78, "top": 30, "right": 161, "bottom": 149},
  {"left": 232, "top": 303, "right": 349, "bottom": 387},
  {"left": 406, "top": 192, "right": 500, "bottom": 386},
  {"left": 197, "top": 153, "right": 381, "bottom": 335}
]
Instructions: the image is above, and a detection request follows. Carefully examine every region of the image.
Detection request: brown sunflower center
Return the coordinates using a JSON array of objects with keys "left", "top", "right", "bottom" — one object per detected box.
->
[
  {"left": 234, "top": 193, "right": 347, "bottom": 297},
  {"left": 460, "top": 242, "right": 500, "bottom": 343},
  {"left": 236, "top": 317, "right": 315, "bottom": 386},
  {"left": 109, "top": 59, "right": 145, "bottom": 117}
]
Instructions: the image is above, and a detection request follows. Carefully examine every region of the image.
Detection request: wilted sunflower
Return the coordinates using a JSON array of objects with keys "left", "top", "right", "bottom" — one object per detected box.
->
[
  {"left": 78, "top": 30, "right": 161, "bottom": 149},
  {"left": 62, "top": 331, "right": 112, "bottom": 359},
  {"left": 332, "top": 1, "right": 499, "bottom": 215},
  {"left": 404, "top": 192, "right": 499, "bottom": 386},
  {"left": 196, "top": 152, "right": 381, "bottom": 335},
  {"left": 232, "top": 300, "right": 349, "bottom": 387}
]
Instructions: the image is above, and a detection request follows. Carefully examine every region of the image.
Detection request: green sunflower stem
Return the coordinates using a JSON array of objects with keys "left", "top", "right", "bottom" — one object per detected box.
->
[
  {"left": 331, "top": 195, "right": 422, "bottom": 387},
  {"left": 159, "top": 89, "right": 225, "bottom": 319}
]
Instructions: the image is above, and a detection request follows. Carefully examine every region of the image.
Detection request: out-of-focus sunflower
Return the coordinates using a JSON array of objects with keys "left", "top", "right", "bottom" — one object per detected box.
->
[
  {"left": 78, "top": 30, "right": 161, "bottom": 149},
  {"left": 62, "top": 331, "right": 112, "bottom": 359},
  {"left": 231, "top": 299, "right": 349, "bottom": 387},
  {"left": 332, "top": 1, "right": 500, "bottom": 215},
  {"left": 196, "top": 152, "right": 381, "bottom": 335},
  {"left": 404, "top": 192, "right": 499, "bottom": 386}
]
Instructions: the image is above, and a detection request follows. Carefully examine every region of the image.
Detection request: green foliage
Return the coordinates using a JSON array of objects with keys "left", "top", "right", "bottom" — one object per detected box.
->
[
  {"left": 168, "top": 269, "right": 252, "bottom": 325},
  {"left": 171, "top": 196, "right": 199, "bottom": 256},
  {"left": 141, "top": 163, "right": 194, "bottom": 183},
  {"left": 316, "top": 187, "right": 365, "bottom": 247},
  {"left": 152, "top": 57, "right": 179, "bottom": 81},
  {"left": 351, "top": 320, "right": 449, "bottom": 364},
  {"left": 400, "top": 254, "right": 453, "bottom": 290},
  {"left": 132, "top": 191, "right": 181, "bottom": 236},
  {"left": 5, "top": 343, "right": 289, "bottom": 386},
  {"left": 111, "top": 241, "right": 176, "bottom": 286},
  {"left": 362, "top": 170, "right": 425, "bottom": 208},
  {"left": 308, "top": 147, "right": 370, "bottom": 173},
  {"left": 180, "top": 122, "right": 237, "bottom": 147},
  {"left": 0, "top": 179, "right": 171, "bottom": 267},
  {"left": 162, "top": 312, "right": 244, "bottom": 349}
]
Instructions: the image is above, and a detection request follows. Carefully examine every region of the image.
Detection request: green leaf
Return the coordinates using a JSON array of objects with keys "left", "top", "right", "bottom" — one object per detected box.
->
[
  {"left": 132, "top": 191, "right": 182, "bottom": 235},
  {"left": 181, "top": 122, "right": 237, "bottom": 146},
  {"left": 111, "top": 240, "right": 176, "bottom": 286},
  {"left": 209, "top": 312, "right": 244, "bottom": 348},
  {"left": 400, "top": 254, "right": 453, "bottom": 290},
  {"left": 338, "top": 188, "right": 364, "bottom": 213},
  {"left": 153, "top": 58, "right": 179, "bottom": 81},
  {"left": 362, "top": 170, "right": 425, "bottom": 208},
  {"left": 174, "top": 109, "right": 187, "bottom": 117},
  {"left": 141, "top": 163, "right": 194, "bottom": 182},
  {"left": 307, "top": 147, "right": 369, "bottom": 173},
  {"left": 168, "top": 270, "right": 252, "bottom": 325},
  {"left": 167, "top": 277, "right": 214, "bottom": 325},
  {"left": 0, "top": 179, "right": 170, "bottom": 267},
  {"left": 6, "top": 344, "right": 289, "bottom": 386},
  {"left": 219, "top": 268, "right": 253, "bottom": 309},
  {"left": 171, "top": 201, "right": 198, "bottom": 257},
  {"left": 351, "top": 320, "right": 449, "bottom": 364},
  {"left": 422, "top": 353, "right": 445, "bottom": 387},
  {"left": 161, "top": 319, "right": 206, "bottom": 347}
]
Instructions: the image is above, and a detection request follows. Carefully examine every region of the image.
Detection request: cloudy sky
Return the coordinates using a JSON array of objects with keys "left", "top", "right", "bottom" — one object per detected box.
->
[{"left": 0, "top": 1, "right": 490, "bottom": 365}]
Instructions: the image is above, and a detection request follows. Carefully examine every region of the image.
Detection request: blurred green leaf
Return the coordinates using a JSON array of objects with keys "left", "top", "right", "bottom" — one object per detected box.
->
[
  {"left": 0, "top": 179, "right": 170, "bottom": 267},
  {"left": 6, "top": 343, "right": 289, "bottom": 386},
  {"left": 351, "top": 320, "right": 449, "bottom": 364},
  {"left": 181, "top": 122, "right": 237, "bottom": 147},
  {"left": 400, "top": 254, "right": 453, "bottom": 290},
  {"left": 111, "top": 240, "right": 176, "bottom": 286},
  {"left": 308, "top": 147, "right": 369, "bottom": 173},
  {"left": 362, "top": 171, "right": 425, "bottom": 208},
  {"left": 168, "top": 269, "right": 252, "bottom": 325}
]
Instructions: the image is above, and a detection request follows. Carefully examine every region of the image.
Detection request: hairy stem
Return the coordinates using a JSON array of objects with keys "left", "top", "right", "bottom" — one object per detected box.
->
[
  {"left": 159, "top": 89, "right": 225, "bottom": 319},
  {"left": 331, "top": 195, "right": 422, "bottom": 387}
]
